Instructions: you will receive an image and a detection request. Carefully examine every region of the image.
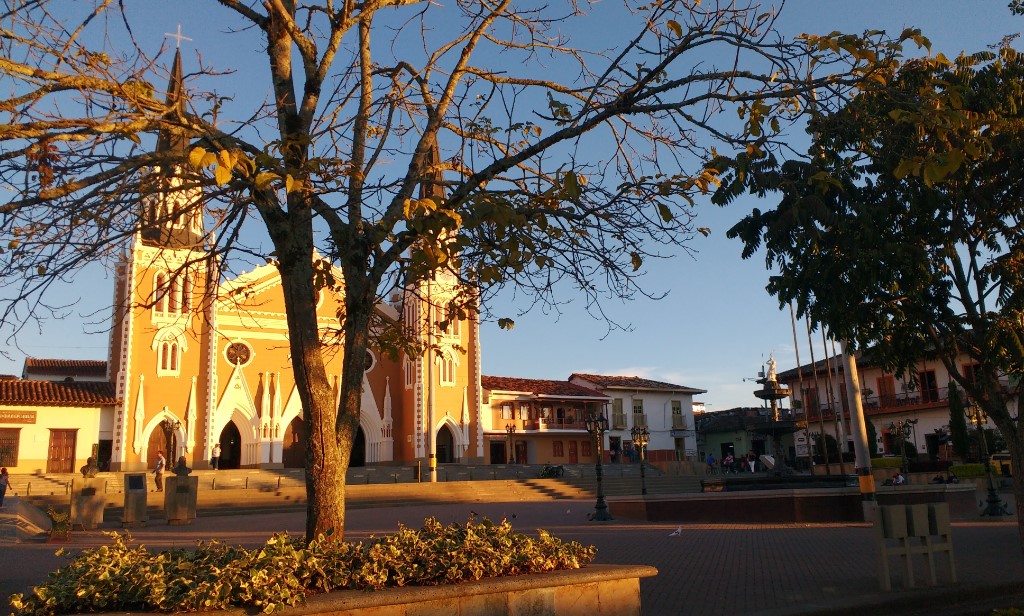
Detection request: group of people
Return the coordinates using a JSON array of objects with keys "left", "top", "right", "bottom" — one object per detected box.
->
[
  {"left": 706, "top": 450, "right": 760, "bottom": 475},
  {"left": 883, "top": 470, "right": 959, "bottom": 487}
]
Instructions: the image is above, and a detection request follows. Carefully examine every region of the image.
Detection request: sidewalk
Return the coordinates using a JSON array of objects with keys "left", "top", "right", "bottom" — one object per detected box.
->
[{"left": 2, "top": 498, "right": 1022, "bottom": 615}]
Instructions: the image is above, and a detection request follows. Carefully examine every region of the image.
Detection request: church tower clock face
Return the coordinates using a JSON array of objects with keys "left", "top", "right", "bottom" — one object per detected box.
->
[{"left": 225, "top": 342, "right": 252, "bottom": 366}]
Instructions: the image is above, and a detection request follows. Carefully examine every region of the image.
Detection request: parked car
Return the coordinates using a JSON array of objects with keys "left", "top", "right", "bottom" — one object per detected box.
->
[{"left": 990, "top": 452, "right": 1013, "bottom": 477}]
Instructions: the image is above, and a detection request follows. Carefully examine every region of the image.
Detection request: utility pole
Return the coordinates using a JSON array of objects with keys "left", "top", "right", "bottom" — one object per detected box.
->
[{"left": 840, "top": 340, "right": 876, "bottom": 517}]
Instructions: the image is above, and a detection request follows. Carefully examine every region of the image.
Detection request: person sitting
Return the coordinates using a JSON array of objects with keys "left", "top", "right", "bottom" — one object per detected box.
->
[
  {"left": 946, "top": 472, "right": 959, "bottom": 484},
  {"left": 892, "top": 471, "right": 906, "bottom": 486},
  {"left": 931, "top": 474, "right": 945, "bottom": 484}
]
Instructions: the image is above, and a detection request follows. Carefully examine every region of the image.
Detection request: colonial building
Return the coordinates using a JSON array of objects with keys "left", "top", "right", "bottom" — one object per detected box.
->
[
  {"left": 775, "top": 351, "right": 1004, "bottom": 461},
  {"left": 0, "top": 50, "right": 483, "bottom": 474},
  {"left": 568, "top": 374, "right": 705, "bottom": 462},
  {"left": 481, "top": 376, "right": 608, "bottom": 465}
]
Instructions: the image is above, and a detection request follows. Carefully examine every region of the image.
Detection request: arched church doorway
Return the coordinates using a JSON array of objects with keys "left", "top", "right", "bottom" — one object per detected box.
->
[
  {"left": 217, "top": 422, "right": 242, "bottom": 469},
  {"left": 437, "top": 425, "right": 456, "bottom": 463},
  {"left": 350, "top": 427, "right": 366, "bottom": 467},
  {"left": 282, "top": 417, "right": 305, "bottom": 469},
  {"left": 147, "top": 419, "right": 178, "bottom": 469}
]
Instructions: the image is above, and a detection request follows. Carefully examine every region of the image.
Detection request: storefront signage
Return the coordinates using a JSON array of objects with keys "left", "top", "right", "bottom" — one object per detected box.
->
[{"left": 0, "top": 410, "right": 37, "bottom": 424}]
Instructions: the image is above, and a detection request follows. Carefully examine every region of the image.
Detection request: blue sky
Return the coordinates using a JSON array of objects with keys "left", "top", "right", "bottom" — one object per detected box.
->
[{"left": 1, "top": 1, "right": 1017, "bottom": 411}]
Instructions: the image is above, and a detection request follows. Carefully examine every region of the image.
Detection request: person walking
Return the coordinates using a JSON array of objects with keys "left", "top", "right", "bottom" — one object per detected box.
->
[
  {"left": 723, "top": 452, "right": 735, "bottom": 474},
  {"left": 0, "top": 467, "right": 9, "bottom": 508},
  {"left": 210, "top": 443, "right": 221, "bottom": 470},
  {"left": 153, "top": 451, "right": 166, "bottom": 492}
]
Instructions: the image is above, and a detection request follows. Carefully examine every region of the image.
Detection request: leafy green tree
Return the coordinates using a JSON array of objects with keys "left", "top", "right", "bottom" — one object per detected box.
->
[
  {"left": 865, "top": 420, "right": 878, "bottom": 456},
  {"left": 0, "top": 1, "right": 908, "bottom": 542},
  {"left": 947, "top": 383, "right": 972, "bottom": 461},
  {"left": 712, "top": 43, "right": 1024, "bottom": 549}
]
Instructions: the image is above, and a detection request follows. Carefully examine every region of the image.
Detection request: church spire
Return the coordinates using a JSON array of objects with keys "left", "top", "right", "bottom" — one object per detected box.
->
[
  {"left": 140, "top": 48, "right": 205, "bottom": 249},
  {"left": 418, "top": 136, "right": 444, "bottom": 201},
  {"left": 155, "top": 48, "right": 188, "bottom": 158}
]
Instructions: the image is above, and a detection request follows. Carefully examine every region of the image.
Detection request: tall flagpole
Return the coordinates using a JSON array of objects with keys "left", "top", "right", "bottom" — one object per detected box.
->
[
  {"left": 821, "top": 328, "right": 847, "bottom": 476},
  {"left": 805, "top": 316, "right": 831, "bottom": 476},
  {"left": 789, "top": 304, "right": 813, "bottom": 470}
]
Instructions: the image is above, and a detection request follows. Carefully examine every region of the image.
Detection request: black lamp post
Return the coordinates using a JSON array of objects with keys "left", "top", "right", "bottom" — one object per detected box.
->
[
  {"left": 585, "top": 411, "right": 613, "bottom": 521},
  {"left": 631, "top": 425, "right": 649, "bottom": 496},
  {"left": 505, "top": 423, "right": 516, "bottom": 464},
  {"left": 161, "top": 418, "right": 182, "bottom": 456},
  {"left": 966, "top": 404, "right": 1009, "bottom": 516}
]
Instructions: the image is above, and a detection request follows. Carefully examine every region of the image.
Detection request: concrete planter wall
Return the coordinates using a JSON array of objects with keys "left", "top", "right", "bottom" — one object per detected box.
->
[
  {"left": 610, "top": 484, "right": 977, "bottom": 524},
  {"left": 104, "top": 565, "right": 657, "bottom": 616}
]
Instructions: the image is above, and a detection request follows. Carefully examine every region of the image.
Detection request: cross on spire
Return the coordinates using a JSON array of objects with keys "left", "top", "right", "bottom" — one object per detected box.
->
[{"left": 164, "top": 25, "right": 192, "bottom": 49}]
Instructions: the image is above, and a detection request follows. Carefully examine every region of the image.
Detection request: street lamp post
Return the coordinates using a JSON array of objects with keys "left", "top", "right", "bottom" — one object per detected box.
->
[
  {"left": 505, "top": 423, "right": 516, "bottom": 464},
  {"left": 631, "top": 425, "right": 650, "bottom": 496},
  {"left": 966, "top": 404, "right": 1009, "bottom": 517},
  {"left": 585, "top": 411, "right": 613, "bottom": 521}
]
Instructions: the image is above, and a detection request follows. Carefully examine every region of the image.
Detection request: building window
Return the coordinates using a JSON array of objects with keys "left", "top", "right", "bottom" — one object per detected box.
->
[
  {"left": 440, "top": 355, "right": 456, "bottom": 386},
  {"left": 553, "top": 440, "right": 564, "bottom": 457},
  {"left": 611, "top": 399, "right": 626, "bottom": 428},
  {"left": 671, "top": 400, "right": 684, "bottom": 428},
  {"left": 918, "top": 369, "right": 939, "bottom": 403},
  {"left": 501, "top": 403, "right": 513, "bottom": 420},
  {"left": 0, "top": 428, "right": 20, "bottom": 467},
  {"left": 632, "top": 399, "right": 646, "bottom": 427},
  {"left": 581, "top": 440, "right": 593, "bottom": 457},
  {"left": 154, "top": 272, "right": 169, "bottom": 315},
  {"left": 518, "top": 403, "right": 529, "bottom": 420},
  {"left": 962, "top": 363, "right": 980, "bottom": 387},
  {"left": 181, "top": 274, "right": 192, "bottom": 312},
  {"left": 158, "top": 341, "right": 180, "bottom": 376},
  {"left": 225, "top": 341, "right": 252, "bottom": 366},
  {"left": 404, "top": 356, "right": 415, "bottom": 388},
  {"left": 803, "top": 387, "right": 819, "bottom": 416},
  {"left": 169, "top": 277, "right": 181, "bottom": 312},
  {"left": 876, "top": 376, "right": 896, "bottom": 407}
]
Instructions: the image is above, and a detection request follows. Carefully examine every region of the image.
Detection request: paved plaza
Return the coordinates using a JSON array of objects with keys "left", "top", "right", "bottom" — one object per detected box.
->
[{"left": 2, "top": 496, "right": 1023, "bottom": 616}]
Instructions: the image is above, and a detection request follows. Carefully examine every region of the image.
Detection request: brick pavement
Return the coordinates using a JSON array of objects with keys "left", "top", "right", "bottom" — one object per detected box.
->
[{"left": 2, "top": 499, "right": 1022, "bottom": 615}]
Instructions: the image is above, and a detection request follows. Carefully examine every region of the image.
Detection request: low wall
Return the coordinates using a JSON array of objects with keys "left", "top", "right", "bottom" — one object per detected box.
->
[
  {"left": 104, "top": 565, "right": 657, "bottom": 616},
  {"left": 609, "top": 485, "right": 977, "bottom": 524}
]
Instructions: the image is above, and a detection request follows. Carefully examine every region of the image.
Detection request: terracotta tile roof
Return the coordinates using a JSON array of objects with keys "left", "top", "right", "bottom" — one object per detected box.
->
[
  {"left": 23, "top": 358, "right": 107, "bottom": 377},
  {"left": 0, "top": 379, "right": 117, "bottom": 406},
  {"left": 482, "top": 376, "right": 607, "bottom": 399},
  {"left": 570, "top": 373, "right": 706, "bottom": 393}
]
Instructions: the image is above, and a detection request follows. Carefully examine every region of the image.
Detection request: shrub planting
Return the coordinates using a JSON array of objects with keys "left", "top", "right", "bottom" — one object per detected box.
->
[{"left": 9, "top": 517, "right": 596, "bottom": 615}]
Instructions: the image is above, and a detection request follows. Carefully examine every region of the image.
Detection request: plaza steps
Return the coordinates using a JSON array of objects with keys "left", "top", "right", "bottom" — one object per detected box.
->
[
  {"left": 5, "top": 464, "right": 702, "bottom": 524},
  {"left": 561, "top": 474, "right": 704, "bottom": 497}
]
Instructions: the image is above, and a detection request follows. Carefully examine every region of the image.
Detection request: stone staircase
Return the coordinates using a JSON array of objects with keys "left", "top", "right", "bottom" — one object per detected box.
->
[{"left": 6, "top": 463, "right": 701, "bottom": 523}]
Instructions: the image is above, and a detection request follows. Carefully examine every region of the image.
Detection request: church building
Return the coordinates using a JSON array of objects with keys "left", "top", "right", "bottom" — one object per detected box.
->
[{"left": 0, "top": 50, "right": 484, "bottom": 474}]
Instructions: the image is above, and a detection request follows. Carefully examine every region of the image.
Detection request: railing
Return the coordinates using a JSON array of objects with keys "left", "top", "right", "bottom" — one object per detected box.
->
[
  {"left": 540, "top": 417, "right": 586, "bottom": 430},
  {"left": 803, "top": 387, "right": 948, "bottom": 417},
  {"left": 492, "top": 417, "right": 587, "bottom": 431}
]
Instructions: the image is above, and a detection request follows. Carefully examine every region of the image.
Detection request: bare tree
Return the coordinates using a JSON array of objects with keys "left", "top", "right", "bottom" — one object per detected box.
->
[{"left": 0, "top": 0, "right": 907, "bottom": 541}]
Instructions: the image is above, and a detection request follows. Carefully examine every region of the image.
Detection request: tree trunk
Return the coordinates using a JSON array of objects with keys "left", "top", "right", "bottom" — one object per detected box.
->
[{"left": 277, "top": 255, "right": 348, "bottom": 543}]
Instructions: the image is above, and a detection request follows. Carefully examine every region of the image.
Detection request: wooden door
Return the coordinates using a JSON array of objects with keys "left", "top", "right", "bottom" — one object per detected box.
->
[
  {"left": 918, "top": 370, "right": 939, "bottom": 403},
  {"left": 47, "top": 429, "right": 77, "bottom": 474},
  {"left": 568, "top": 440, "right": 578, "bottom": 464},
  {"left": 877, "top": 375, "right": 896, "bottom": 407}
]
